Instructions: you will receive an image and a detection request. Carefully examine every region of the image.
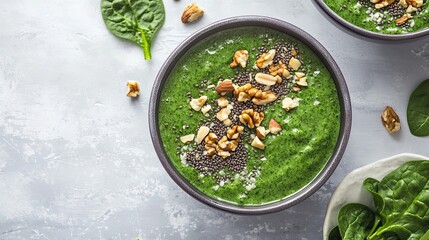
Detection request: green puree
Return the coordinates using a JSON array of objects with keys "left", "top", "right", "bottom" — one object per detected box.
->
[
  {"left": 324, "top": 0, "right": 429, "bottom": 34},
  {"left": 158, "top": 27, "right": 340, "bottom": 205}
]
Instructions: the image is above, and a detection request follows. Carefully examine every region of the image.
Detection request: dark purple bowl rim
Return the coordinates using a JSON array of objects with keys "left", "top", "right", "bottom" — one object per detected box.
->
[
  {"left": 149, "top": 16, "right": 352, "bottom": 215},
  {"left": 313, "top": 0, "right": 429, "bottom": 41}
]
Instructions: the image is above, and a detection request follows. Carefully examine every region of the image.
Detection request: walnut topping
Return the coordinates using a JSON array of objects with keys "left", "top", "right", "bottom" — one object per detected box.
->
[
  {"left": 282, "top": 97, "right": 301, "bottom": 111},
  {"left": 204, "top": 132, "right": 218, "bottom": 156},
  {"left": 256, "top": 49, "right": 276, "bottom": 68},
  {"left": 181, "top": 3, "right": 204, "bottom": 23},
  {"left": 289, "top": 57, "right": 301, "bottom": 71},
  {"left": 126, "top": 81, "right": 140, "bottom": 97},
  {"left": 227, "top": 125, "right": 241, "bottom": 139},
  {"left": 239, "top": 109, "right": 264, "bottom": 128},
  {"left": 255, "top": 73, "right": 277, "bottom": 86},
  {"left": 252, "top": 91, "right": 277, "bottom": 106},
  {"left": 396, "top": 14, "right": 412, "bottom": 25},
  {"left": 410, "top": 0, "right": 424, "bottom": 7},
  {"left": 216, "top": 79, "right": 234, "bottom": 94},
  {"left": 230, "top": 50, "right": 249, "bottom": 68},
  {"left": 372, "top": 0, "right": 395, "bottom": 9},
  {"left": 190, "top": 96, "right": 208, "bottom": 111},
  {"left": 381, "top": 106, "right": 401, "bottom": 133},
  {"left": 269, "top": 61, "right": 289, "bottom": 78}
]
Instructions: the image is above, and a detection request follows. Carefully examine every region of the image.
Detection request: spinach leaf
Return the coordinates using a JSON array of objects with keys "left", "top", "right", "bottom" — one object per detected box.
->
[
  {"left": 338, "top": 203, "right": 375, "bottom": 240},
  {"left": 101, "top": 0, "right": 165, "bottom": 60},
  {"left": 367, "top": 161, "right": 429, "bottom": 240},
  {"left": 329, "top": 226, "right": 342, "bottom": 240},
  {"left": 407, "top": 79, "right": 429, "bottom": 136}
]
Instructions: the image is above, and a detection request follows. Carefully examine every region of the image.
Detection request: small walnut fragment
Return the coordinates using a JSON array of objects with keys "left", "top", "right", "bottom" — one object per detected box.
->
[
  {"left": 239, "top": 109, "right": 264, "bottom": 128},
  {"left": 126, "top": 81, "right": 140, "bottom": 97},
  {"left": 256, "top": 49, "right": 276, "bottom": 69},
  {"left": 381, "top": 106, "right": 401, "bottom": 133},
  {"left": 396, "top": 14, "right": 412, "bottom": 25},
  {"left": 216, "top": 79, "right": 234, "bottom": 94},
  {"left": 230, "top": 50, "right": 249, "bottom": 68},
  {"left": 252, "top": 91, "right": 277, "bottom": 106},
  {"left": 374, "top": 0, "right": 395, "bottom": 9},
  {"left": 181, "top": 3, "right": 204, "bottom": 23}
]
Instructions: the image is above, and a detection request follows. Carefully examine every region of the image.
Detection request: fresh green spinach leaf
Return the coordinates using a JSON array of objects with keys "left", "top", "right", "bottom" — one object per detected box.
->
[
  {"left": 367, "top": 161, "right": 429, "bottom": 240},
  {"left": 101, "top": 0, "right": 165, "bottom": 60},
  {"left": 407, "top": 79, "right": 429, "bottom": 136},
  {"left": 338, "top": 203, "right": 375, "bottom": 240},
  {"left": 329, "top": 226, "right": 342, "bottom": 240}
]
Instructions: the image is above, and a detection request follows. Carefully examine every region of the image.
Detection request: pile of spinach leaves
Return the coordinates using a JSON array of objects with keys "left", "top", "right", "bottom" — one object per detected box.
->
[
  {"left": 101, "top": 0, "right": 165, "bottom": 60},
  {"left": 329, "top": 160, "right": 429, "bottom": 240}
]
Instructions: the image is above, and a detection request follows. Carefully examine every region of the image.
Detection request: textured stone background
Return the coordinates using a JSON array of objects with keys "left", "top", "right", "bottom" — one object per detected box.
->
[{"left": 1, "top": 1, "right": 428, "bottom": 239}]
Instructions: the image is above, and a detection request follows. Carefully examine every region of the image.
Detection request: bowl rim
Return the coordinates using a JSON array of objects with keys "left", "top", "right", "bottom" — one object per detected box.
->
[
  {"left": 322, "top": 153, "right": 429, "bottom": 239},
  {"left": 149, "top": 15, "right": 352, "bottom": 215},
  {"left": 313, "top": 0, "right": 429, "bottom": 41}
]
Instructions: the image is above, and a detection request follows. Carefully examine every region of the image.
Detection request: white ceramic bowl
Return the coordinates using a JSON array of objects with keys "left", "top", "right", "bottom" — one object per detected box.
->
[{"left": 323, "top": 153, "right": 429, "bottom": 240}]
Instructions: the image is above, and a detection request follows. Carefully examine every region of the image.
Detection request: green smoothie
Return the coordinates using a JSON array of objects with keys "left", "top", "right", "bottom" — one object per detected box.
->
[
  {"left": 324, "top": 0, "right": 429, "bottom": 34},
  {"left": 158, "top": 27, "right": 341, "bottom": 205}
]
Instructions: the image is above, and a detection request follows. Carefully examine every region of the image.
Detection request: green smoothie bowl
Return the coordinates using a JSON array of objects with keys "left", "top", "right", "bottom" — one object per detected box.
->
[
  {"left": 149, "top": 16, "right": 351, "bottom": 214},
  {"left": 315, "top": 0, "right": 429, "bottom": 40}
]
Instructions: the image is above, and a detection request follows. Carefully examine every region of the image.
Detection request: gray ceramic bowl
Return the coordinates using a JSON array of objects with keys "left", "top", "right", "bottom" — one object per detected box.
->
[
  {"left": 149, "top": 16, "right": 352, "bottom": 214},
  {"left": 314, "top": 0, "right": 429, "bottom": 41}
]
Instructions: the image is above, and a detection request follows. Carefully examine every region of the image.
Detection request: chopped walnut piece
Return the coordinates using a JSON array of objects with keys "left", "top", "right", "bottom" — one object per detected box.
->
[
  {"left": 396, "top": 14, "right": 412, "bottom": 25},
  {"left": 239, "top": 109, "right": 264, "bottom": 128},
  {"left": 252, "top": 91, "right": 277, "bottom": 106},
  {"left": 126, "top": 81, "right": 140, "bottom": 97},
  {"left": 181, "top": 3, "right": 204, "bottom": 23},
  {"left": 381, "top": 106, "right": 401, "bottom": 133},
  {"left": 230, "top": 50, "right": 249, "bottom": 68},
  {"left": 374, "top": 0, "right": 395, "bottom": 8},
  {"left": 256, "top": 49, "right": 276, "bottom": 68}
]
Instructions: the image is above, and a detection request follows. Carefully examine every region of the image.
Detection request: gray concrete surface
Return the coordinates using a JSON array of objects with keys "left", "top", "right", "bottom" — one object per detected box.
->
[{"left": 1, "top": 0, "right": 428, "bottom": 239}]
